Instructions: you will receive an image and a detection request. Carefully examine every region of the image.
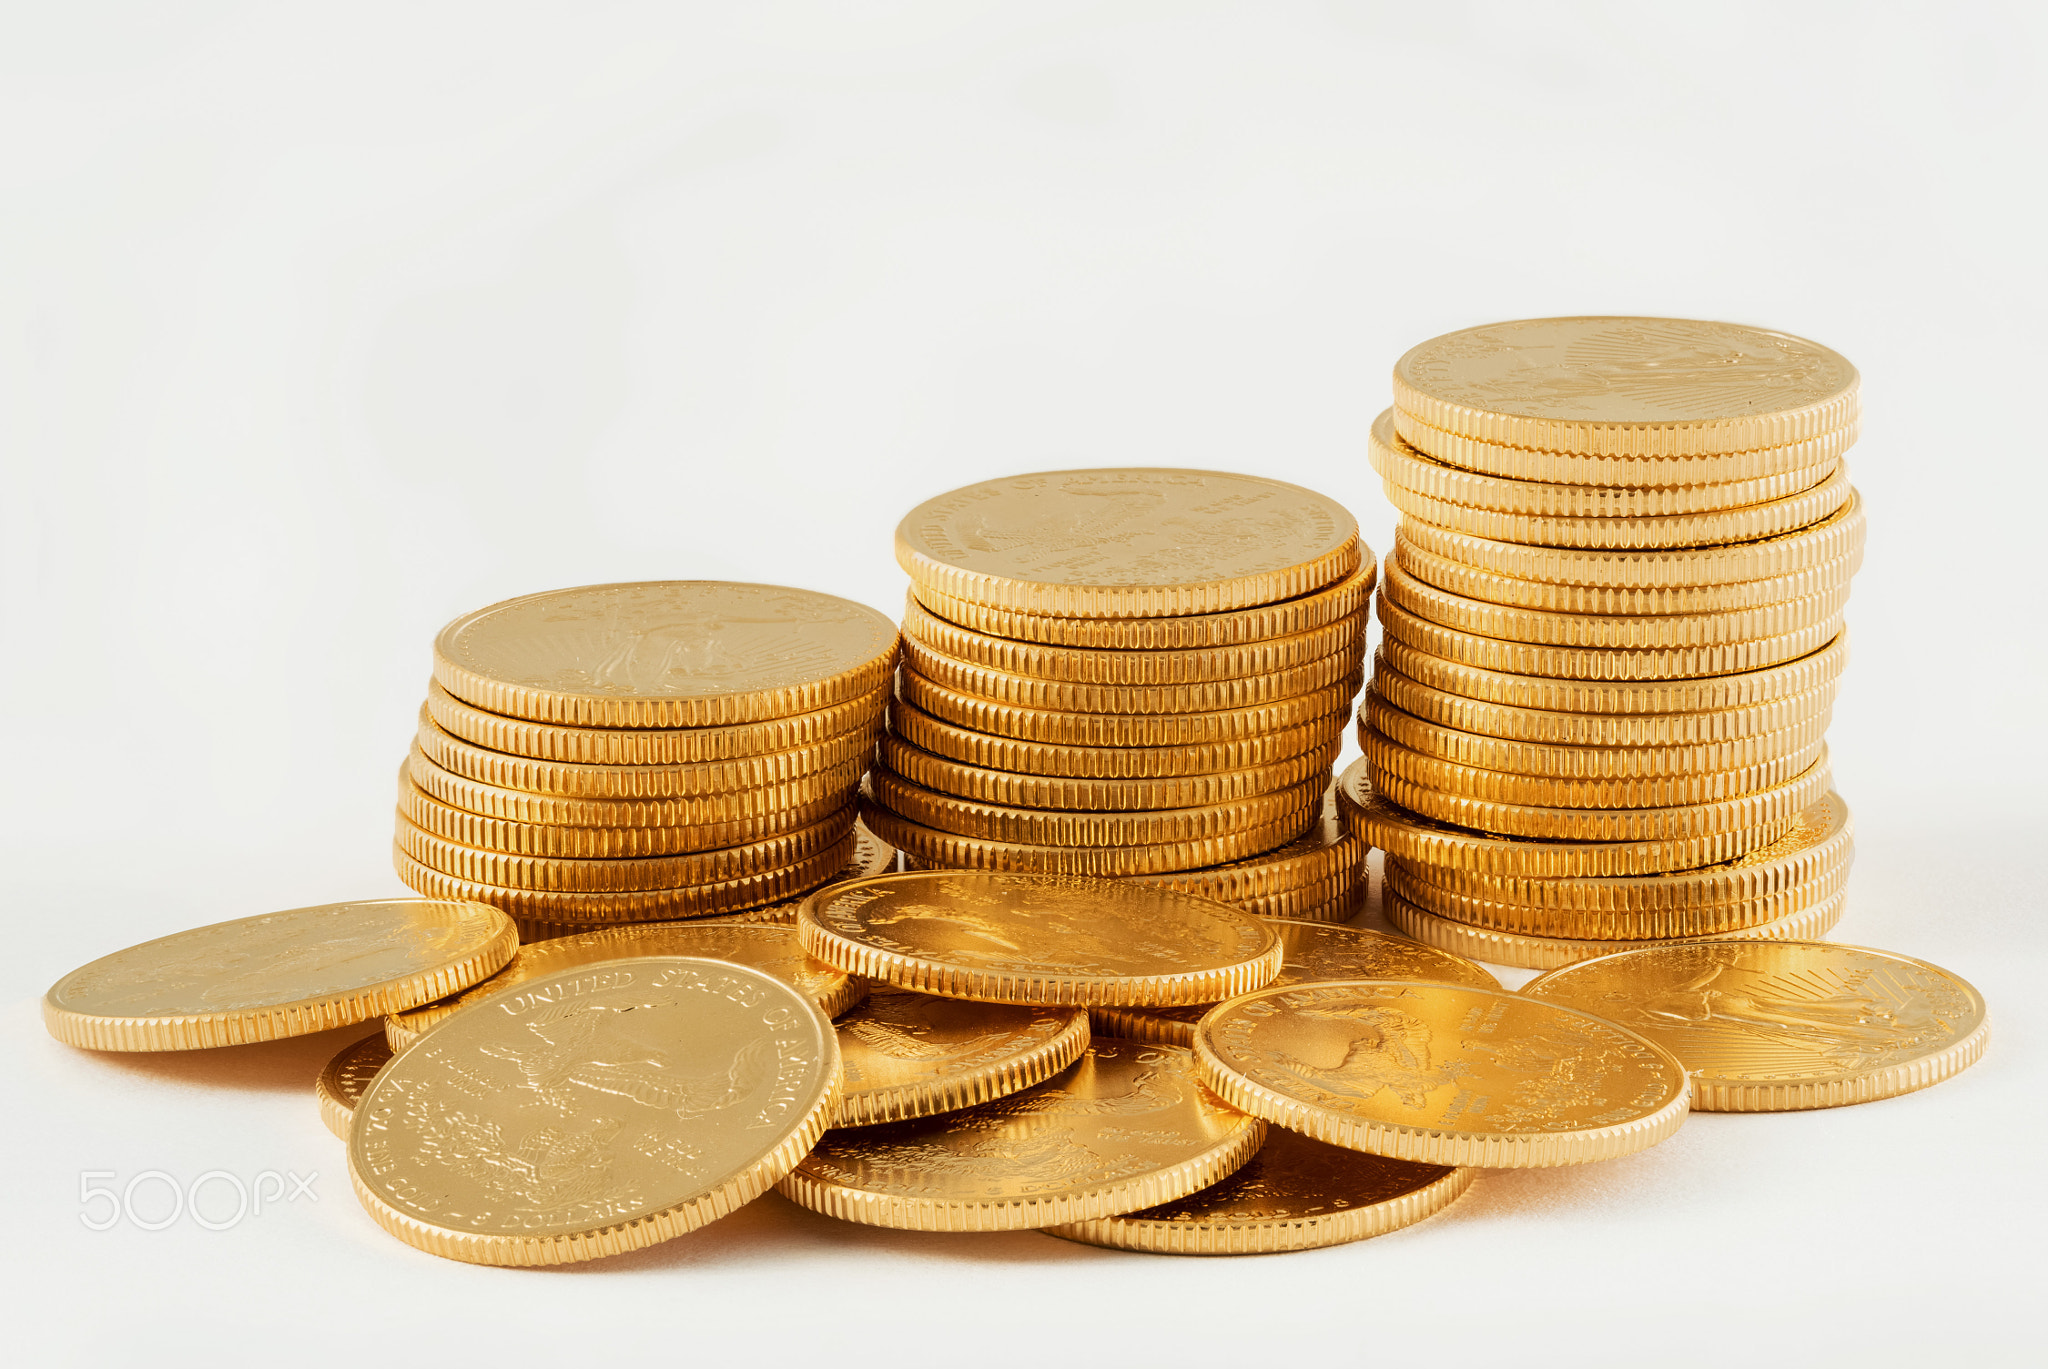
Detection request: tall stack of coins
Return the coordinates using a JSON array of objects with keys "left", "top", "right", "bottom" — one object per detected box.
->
[
  {"left": 1348, "top": 318, "right": 1863, "bottom": 969},
  {"left": 391, "top": 582, "right": 900, "bottom": 937},
  {"left": 862, "top": 470, "right": 1375, "bottom": 920}
]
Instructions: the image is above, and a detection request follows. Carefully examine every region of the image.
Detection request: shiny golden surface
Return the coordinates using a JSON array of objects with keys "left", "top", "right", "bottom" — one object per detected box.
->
[
  {"left": 860, "top": 794, "right": 1318, "bottom": 877},
  {"left": 1122, "top": 787, "right": 1361, "bottom": 901},
  {"left": 904, "top": 636, "right": 1361, "bottom": 714},
  {"left": 1045, "top": 1129, "right": 1473, "bottom": 1255},
  {"left": 1194, "top": 979, "right": 1691, "bottom": 1167},
  {"left": 1393, "top": 410, "right": 1857, "bottom": 489},
  {"left": 797, "top": 871, "right": 1281, "bottom": 1007},
  {"left": 433, "top": 581, "right": 899, "bottom": 728},
  {"left": 404, "top": 746, "right": 860, "bottom": 830},
  {"left": 316, "top": 1032, "right": 393, "bottom": 1141},
  {"left": 890, "top": 694, "right": 1344, "bottom": 779},
  {"left": 898, "top": 668, "right": 1361, "bottom": 748},
  {"left": 43, "top": 899, "right": 517, "bottom": 1052},
  {"left": 896, "top": 470, "right": 1359, "bottom": 617},
  {"left": 878, "top": 731, "right": 1340, "bottom": 813},
  {"left": 385, "top": 920, "right": 864, "bottom": 1048},
  {"left": 869, "top": 767, "right": 1327, "bottom": 848},
  {"left": 1521, "top": 942, "right": 1988, "bottom": 1111},
  {"left": 833, "top": 989, "right": 1090, "bottom": 1126},
  {"left": 349, "top": 957, "right": 840, "bottom": 1265},
  {"left": 777, "top": 1037, "right": 1262, "bottom": 1230},
  {"left": 1394, "top": 536, "right": 1859, "bottom": 617},
  {"left": 1391, "top": 317, "right": 1859, "bottom": 457}
]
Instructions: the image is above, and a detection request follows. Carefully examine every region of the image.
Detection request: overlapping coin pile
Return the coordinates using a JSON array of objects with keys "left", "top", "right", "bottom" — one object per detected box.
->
[
  {"left": 1348, "top": 317, "right": 1864, "bottom": 969},
  {"left": 862, "top": 469, "right": 1373, "bottom": 920},
  {"left": 391, "top": 581, "right": 901, "bottom": 937}
]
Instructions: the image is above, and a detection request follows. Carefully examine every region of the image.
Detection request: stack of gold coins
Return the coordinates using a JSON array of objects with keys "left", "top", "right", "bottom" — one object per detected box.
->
[
  {"left": 391, "top": 581, "right": 901, "bottom": 938},
  {"left": 862, "top": 469, "right": 1375, "bottom": 920},
  {"left": 1348, "top": 318, "right": 1863, "bottom": 969}
]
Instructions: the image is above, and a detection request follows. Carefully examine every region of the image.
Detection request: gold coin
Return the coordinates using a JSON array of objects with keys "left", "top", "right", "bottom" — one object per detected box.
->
[
  {"left": 424, "top": 679, "right": 888, "bottom": 766},
  {"left": 1396, "top": 488, "right": 1865, "bottom": 589},
  {"left": 1520, "top": 942, "right": 1988, "bottom": 1111},
  {"left": 1378, "top": 595, "right": 1843, "bottom": 682},
  {"left": 1091, "top": 917, "right": 1499, "bottom": 1048},
  {"left": 1383, "top": 559, "right": 1852, "bottom": 651},
  {"left": 860, "top": 796, "right": 1317, "bottom": 877},
  {"left": 777, "top": 1036, "right": 1263, "bottom": 1230},
  {"left": 392, "top": 807, "right": 856, "bottom": 893},
  {"left": 911, "top": 555, "right": 1377, "bottom": 650},
  {"left": 1384, "top": 885, "right": 1847, "bottom": 971},
  {"left": 798, "top": 871, "right": 1282, "bottom": 1007},
  {"left": 386, "top": 920, "right": 864, "bottom": 1050},
  {"left": 896, "top": 470, "right": 1360, "bottom": 618},
  {"left": 1394, "top": 536, "right": 1858, "bottom": 617},
  {"left": 1335, "top": 758, "right": 1792, "bottom": 877},
  {"left": 316, "top": 1032, "right": 393, "bottom": 1141},
  {"left": 1391, "top": 317, "right": 1859, "bottom": 457},
  {"left": 903, "top": 635, "right": 1362, "bottom": 714},
  {"left": 1391, "top": 792, "right": 1851, "bottom": 913},
  {"left": 907, "top": 860, "right": 1360, "bottom": 917},
  {"left": 1044, "top": 1129, "right": 1473, "bottom": 1255},
  {"left": 43, "top": 900, "right": 517, "bottom": 1052},
  {"left": 898, "top": 668, "right": 1361, "bottom": 748},
  {"left": 1382, "top": 463, "right": 1852, "bottom": 550},
  {"left": 832, "top": 989, "right": 1091, "bottom": 1126},
  {"left": 433, "top": 581, "right": 899, "bottom": 729},
  {"left": 901, "top": 594, "right": 1364, "bottom": 685},
  {"left": 890, "top": 694, "right": 1344, "bottom": 779},
  {"left": 393, "top": 830, "right": 859, "bottom": 923},
  {"left": 1362, "top": 723, "right": 1825, "bottom": 812},
  {"left": 878, "top": 731, "right": 1340, "bottom": 813},
  {"left": 350, "top": 957, "right": 840, "bottom": 1265},
  {"left": 1395, "top": 409, "right": 1858, "bottom": 488},
  {"left": 1370, "top": 410, "right": 1832, "bottom": 517},
  {"left": 869, "top": 768, "right": 1328, "bottom": 848},
  {"left": 1376, "top": 630, "right": 1848, "bottom": 714},
  {"left": 1120, "top": 787, "right": 1361, "bottom": 900},
  {"left": 404, "top": 746, "right": 859, "bottom": 831},
  {"left": 1361, "top": 684, "right": 1832, "bottom": 777},
  {"left": 1194, "top": 978, "right": 1692, "bottom": 1166},
  {"left": 415, "top": 710, "right": 875, "bottom": 800}
]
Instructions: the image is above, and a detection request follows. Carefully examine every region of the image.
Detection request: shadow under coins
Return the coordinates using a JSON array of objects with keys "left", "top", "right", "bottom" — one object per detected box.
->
[{"left": 65, "top": 1021, "right": 381, "bottom": 1095}]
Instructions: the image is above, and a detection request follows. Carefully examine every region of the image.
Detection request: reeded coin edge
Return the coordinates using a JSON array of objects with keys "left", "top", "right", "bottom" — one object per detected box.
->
[{"left": 833, "top": 1008, "right": 1092, "bottom": 1127}]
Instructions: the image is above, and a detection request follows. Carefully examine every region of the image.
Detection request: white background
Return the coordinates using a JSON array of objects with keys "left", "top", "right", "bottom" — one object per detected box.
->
[{"left": 6, "top": 3, "right": 2044, "bottom": 1364}]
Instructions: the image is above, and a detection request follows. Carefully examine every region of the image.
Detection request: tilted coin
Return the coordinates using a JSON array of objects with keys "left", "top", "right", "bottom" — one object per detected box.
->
[
  {"left": 349, "top": 957, "right": 840, "bottom": 1265},
  {"left": 433, "top": 581, "right": 899, "bottom": 728},
  {"left": 1520, "top": 942, "right": 1989, "bottom": 1111},
  {"left": 777, "top": 1037, "right": 1263, "bottom": 1230},
  {"left": 896, "top": 470, "right": 1360, "bottom": 618},
  {"left": 316, "top": 1032, "right": 394, "bottom": 1140},
  {"left": 797, "top": 871, "right": 1281, "bottom": 1007},
  {"left": 1193, "top": 979, "right": 1691, "bottom": 1167},
  {"left": 904, "top": 636, "right": 1362, "bottom": 714},
  {"left": 1393, "top": 535, "right": 1859, "bottom": 617},
  {"left": 898, "top": 668, "right": 1362, "bottom": 748},
  {"left": 878, "top": 731, "right": 1341, "bottom": 813},
  {"left": 869, "top": 767, "right": 1328, "bottom": 848},
  {"left": 911, "top": 554, "right": 1376, "bottom": 650},
  {"left": 43, "top": 900, "right": 517, "bottom": 1051},
  {"left": 1393, "top": 409, "right": 1857, "bottom": 489},
  {"left": 1044, "top": 1128, "right": 1473, "bottom": 1256},
  {"left": 385, "top": 920, "right": 865, "bottom": 1049},
  {"left": 1091, "top": 918, "right": 1499, "bottom": 1048},
  {"left": 1391, "top": 317, "right": 1859, "bottom": 457},
  {"left": 832, "top": 989, "right": 1091, "bottom": 1126}
]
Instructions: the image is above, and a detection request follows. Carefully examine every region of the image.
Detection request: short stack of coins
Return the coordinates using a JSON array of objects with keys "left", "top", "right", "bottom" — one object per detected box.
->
[
  {"left": 1348, "top": 317, "right": 1864, "bottom": 969},
  {"left": 860, "top": 469, "right": 1375, "bottom": 921},
  {"left": 391, "top": 581, "right": 901, "bottom": 937}
]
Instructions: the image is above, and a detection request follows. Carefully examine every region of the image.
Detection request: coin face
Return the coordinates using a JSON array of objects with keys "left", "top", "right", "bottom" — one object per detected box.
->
[
  {"left": 798, "top": 871, "right": 1281, "bottom": 1006},
  {"left": 349, "top": 956, "right": 840, "bottom": 1265},
  {"left": 433, "top": 582, "right": 899, "bottom": 728},
  {"left": 317, "top": 1032, "right": 394, "bottom": 1140},
  {"left": 895, "top": 470, "right": 1359, "bottom": 617},
  {"left": 1194, "top": 980, "right": 1690, "bottom": 1167},
  {"left": 778, "top": 1036, "right": 1263, "bottom": 1230},
  {"left": 43, "top": 900, "right": 517, "bottom": 1051},
  {"left": 1521, "top": 941, "right": 1989, "bottom": 1112},
  {"left": 834, "top": 988, "right": 1090, "bottom": 1126}
]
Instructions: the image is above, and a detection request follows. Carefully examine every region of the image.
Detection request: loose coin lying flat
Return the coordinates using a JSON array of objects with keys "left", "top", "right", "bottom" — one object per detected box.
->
[
  {"left": 833, "top": 989, "right": 1090, "bottom": 1126},
  {"left": 1092, "top": 918, "right": 1499, "bottom": 1048},
  {"left": 385, "top": 920, "right": 865, "bottom": 1048},
  {"left": 316, "top": 1032, "right": 394, "bottom": 1140},
  {"left": 349, "top": 957, "right": 840, "bottom": 1265},
  {"left": 1521, "top": 942, "right": 1988, "bottom": 1112},
  {"left": 798, "top": 871, "right": 1281, "bottom": 1007},
  {"left": 43, "top": 899, "right": 517, "bottom": 1051},
  {"left": 777, "top": 1037, "right": 1263, "bottom": 1230},
  {"left": 1044, "top": 1128, "right": 1473, "bottom": 1255},
  {"left": 1193, "top": 979, "right": 1691, "bottom": 1167}
]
